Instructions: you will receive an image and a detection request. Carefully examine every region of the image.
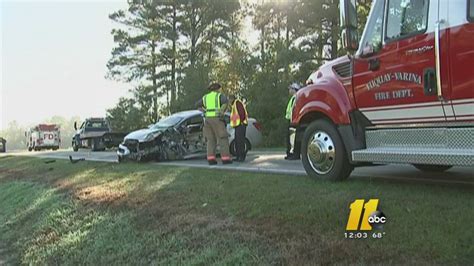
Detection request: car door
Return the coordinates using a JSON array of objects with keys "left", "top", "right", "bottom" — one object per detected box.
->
[
  {"left": 183, "top": 115, "right": 206, "bottom": 153},
  {"left": 352, "top": 0, "right": 447, "bottom": 125}
]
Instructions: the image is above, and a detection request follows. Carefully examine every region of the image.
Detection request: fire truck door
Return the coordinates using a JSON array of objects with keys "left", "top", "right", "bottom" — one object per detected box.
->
[
  {"left": 442, "top": 0, "right": 474, "bottom": 122},
  {"left": 352, "top": 0, "right": 446, "bottom": 125}
]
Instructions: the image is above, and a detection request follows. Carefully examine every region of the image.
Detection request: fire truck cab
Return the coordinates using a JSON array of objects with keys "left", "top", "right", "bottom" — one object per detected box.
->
[
  {"left": 293, "top": 0, "right": 474, "bottom": 180},
  {"left": 26, "top": 124, "right": 61, "bottom": 152}
]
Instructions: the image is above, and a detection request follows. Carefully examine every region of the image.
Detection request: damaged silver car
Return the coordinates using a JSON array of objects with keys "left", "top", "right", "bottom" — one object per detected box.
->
[{"left": 117, "top": 110, "right": 262, "bottom": 162}]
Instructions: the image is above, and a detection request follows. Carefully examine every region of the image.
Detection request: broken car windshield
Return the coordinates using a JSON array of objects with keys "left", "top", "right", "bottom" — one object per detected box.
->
[{"left": 151, "top": 115, "right": 183, "bottom": 129}]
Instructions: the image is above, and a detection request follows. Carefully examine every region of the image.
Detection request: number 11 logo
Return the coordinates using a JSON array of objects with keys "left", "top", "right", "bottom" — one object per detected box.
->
[{"left": 346, "top": 199, "right": 379, "bottom": 231}]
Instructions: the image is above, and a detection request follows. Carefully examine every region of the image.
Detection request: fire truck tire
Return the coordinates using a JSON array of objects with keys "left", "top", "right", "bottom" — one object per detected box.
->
[
  {"left": 28, "top": 147, "right": 32, "bottom": 152},
  {"left": 73, "top": 144, "right": 79, "bottom": 152},
  {"left": 301, "top": 119, "right": 353, "bottom": 181},
  {"left": 413, "top": 164, "right": 453, "bottom": 172}
]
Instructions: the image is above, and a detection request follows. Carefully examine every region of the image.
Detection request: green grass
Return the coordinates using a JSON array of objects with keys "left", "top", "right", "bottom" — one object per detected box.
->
[{"left": 0, "top": 156, "right": 472, "bottom": 264}]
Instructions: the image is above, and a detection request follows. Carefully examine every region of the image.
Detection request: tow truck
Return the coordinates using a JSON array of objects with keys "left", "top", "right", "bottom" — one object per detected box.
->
[
  {"left": 293, "top": 0, "right": 474, "bottom": 180},
  {"left": 72, "top": 118, "right": 127, "bottom": 152}
]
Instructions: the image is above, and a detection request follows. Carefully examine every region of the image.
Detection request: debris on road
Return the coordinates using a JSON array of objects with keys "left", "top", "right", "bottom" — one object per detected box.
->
[{"left": 69, "top": 155, "right": 85, "bottom": 164}]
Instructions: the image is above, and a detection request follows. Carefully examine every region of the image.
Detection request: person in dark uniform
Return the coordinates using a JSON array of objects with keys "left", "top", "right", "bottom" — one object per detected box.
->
[{"left": 228, "top": 95, "right": 249, "bottom": 162}]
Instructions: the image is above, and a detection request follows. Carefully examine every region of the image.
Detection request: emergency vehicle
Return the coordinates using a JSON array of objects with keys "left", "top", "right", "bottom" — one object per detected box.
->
[
  {"left": 72, "top": 118, "right": 126, "bottom": 152},
  {"left": 26, "top": 124, "right": 61, "bottom": 151},
  {"left": 293, "top": 0, "right": 474, "bottom": 180}
]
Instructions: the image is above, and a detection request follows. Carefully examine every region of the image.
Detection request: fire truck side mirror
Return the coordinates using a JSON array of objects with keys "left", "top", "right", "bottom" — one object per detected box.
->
[
  {"left": 340, "top": 0, "right": 359, "bottom": 52},
  {"left": 74, "top": 122, "right": 77, "bottom": 130}
]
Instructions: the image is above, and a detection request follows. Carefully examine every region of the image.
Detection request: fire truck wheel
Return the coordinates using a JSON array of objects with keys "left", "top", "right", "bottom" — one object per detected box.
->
[
  {"left": 301, "top": 119, "right": 353, "bottom": 181},
  {"left": 413, "top": 164, "right": 453, "bottom": 172},
  {"left": 73, "top": 145, "right": 79, "bottom": 152},
  {"left": 28, "top": 147, "right": 33, "bottom": 152}
]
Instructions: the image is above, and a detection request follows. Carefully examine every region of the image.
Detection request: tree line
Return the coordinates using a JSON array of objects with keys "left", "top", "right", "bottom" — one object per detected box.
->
[{"left": 106, "top": 0, "right": 372, "bottom": 146}]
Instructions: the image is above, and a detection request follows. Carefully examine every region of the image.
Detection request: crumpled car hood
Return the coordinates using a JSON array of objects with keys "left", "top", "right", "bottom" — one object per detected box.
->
[{"left": 124, "top": 128, "right": 164, "bottom": 142}]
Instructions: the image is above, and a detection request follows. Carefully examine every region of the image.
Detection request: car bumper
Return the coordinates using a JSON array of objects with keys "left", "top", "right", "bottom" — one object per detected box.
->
[
  {"left": 117, "top": 144, "right": 131, "bottom": 157},
  {"left": 117, "top": 142, "right": 160, "bottom": 161},
  {"left": 34, "top": 145, "right": 60, "bottom": 149}
]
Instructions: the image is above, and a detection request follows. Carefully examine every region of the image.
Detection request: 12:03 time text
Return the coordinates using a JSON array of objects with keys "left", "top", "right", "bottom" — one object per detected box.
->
[{"left": 344, "top": 232, "right": 386, "bottom": 239}]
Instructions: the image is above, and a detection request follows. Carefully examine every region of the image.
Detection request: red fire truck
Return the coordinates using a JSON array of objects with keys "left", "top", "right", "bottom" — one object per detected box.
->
[
  {"left": 26, "top": 124, "right": 61, "bottom": 151},
  {"left": 293, "top": 0, "right": 474, "bottom": 180}
]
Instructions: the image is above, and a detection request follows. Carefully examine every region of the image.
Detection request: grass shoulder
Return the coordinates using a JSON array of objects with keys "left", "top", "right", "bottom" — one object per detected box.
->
[{"left": 0, "top": 156, "right": 472, "bottom": 264}]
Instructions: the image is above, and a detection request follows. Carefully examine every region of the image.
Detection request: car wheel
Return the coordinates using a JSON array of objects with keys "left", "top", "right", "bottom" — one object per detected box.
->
[
  {"left": 301, "top": 119, "right": 353, "bottom": 181},
  {"left": 245, "top": 139, "right": 251, "bottom": 154},
  {"left": 413, "top": 164, "right": 452, "bottom": 172},
  {"left": 230, "top": 139, "right": 251, "bottom": 157}
]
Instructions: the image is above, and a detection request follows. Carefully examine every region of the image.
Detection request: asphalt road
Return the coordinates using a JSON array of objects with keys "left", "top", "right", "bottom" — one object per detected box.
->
[{"left": 1, "top": 149, "right": 473, "bottom": 186}]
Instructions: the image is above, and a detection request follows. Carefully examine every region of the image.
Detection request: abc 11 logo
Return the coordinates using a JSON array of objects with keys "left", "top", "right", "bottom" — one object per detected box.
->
[{"left": 346, "top": 199, "right": 386, "bottom": 231}]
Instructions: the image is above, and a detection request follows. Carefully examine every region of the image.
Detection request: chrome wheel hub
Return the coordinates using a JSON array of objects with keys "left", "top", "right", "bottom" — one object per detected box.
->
[{"left": 307, "top": 131, "right": 335, "bottom": 175}]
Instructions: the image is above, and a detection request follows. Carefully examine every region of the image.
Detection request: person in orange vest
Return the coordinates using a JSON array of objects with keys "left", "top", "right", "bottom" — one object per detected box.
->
[{"left": 229, "top": 95, "right": 249, "bottom": 162}]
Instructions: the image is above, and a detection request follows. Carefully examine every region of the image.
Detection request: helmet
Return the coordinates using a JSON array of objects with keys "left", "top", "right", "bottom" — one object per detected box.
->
[
  {"left": 208, "top": 83, "right": 222, "bottom": 91},
  {"left": 288, "top": 82, "right": 301, "bottom": 91}
]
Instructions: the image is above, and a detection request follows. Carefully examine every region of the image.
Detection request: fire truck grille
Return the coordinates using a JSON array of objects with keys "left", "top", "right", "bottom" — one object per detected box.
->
[{"left": 333, "top": 62, "right": 352, "bottom": 78}]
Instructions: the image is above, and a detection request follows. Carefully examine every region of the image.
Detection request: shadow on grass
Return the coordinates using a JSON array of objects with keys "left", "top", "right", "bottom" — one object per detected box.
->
[{"left": 0, "top": 156, "right": 472, "bottom": 264}]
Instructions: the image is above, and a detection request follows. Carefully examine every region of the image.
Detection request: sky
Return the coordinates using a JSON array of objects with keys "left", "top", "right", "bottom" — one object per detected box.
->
[
  {"left": 1, "top": 0, "right": 259, "bottom": 130},
  {"left": 1, "top": 0, "right": 132, "bottom": 130}
]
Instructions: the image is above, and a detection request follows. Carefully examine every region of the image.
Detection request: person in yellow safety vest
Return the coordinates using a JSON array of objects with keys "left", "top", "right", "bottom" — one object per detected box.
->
[
  {"left": 285, "top": 82, "right": 301, "bottom": 160},
  {"left": 229, "top": 95, "right": 249, "bottom": 162},
  {"left": 195, "top": 83, "right": 232, "bottom": 165}
]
